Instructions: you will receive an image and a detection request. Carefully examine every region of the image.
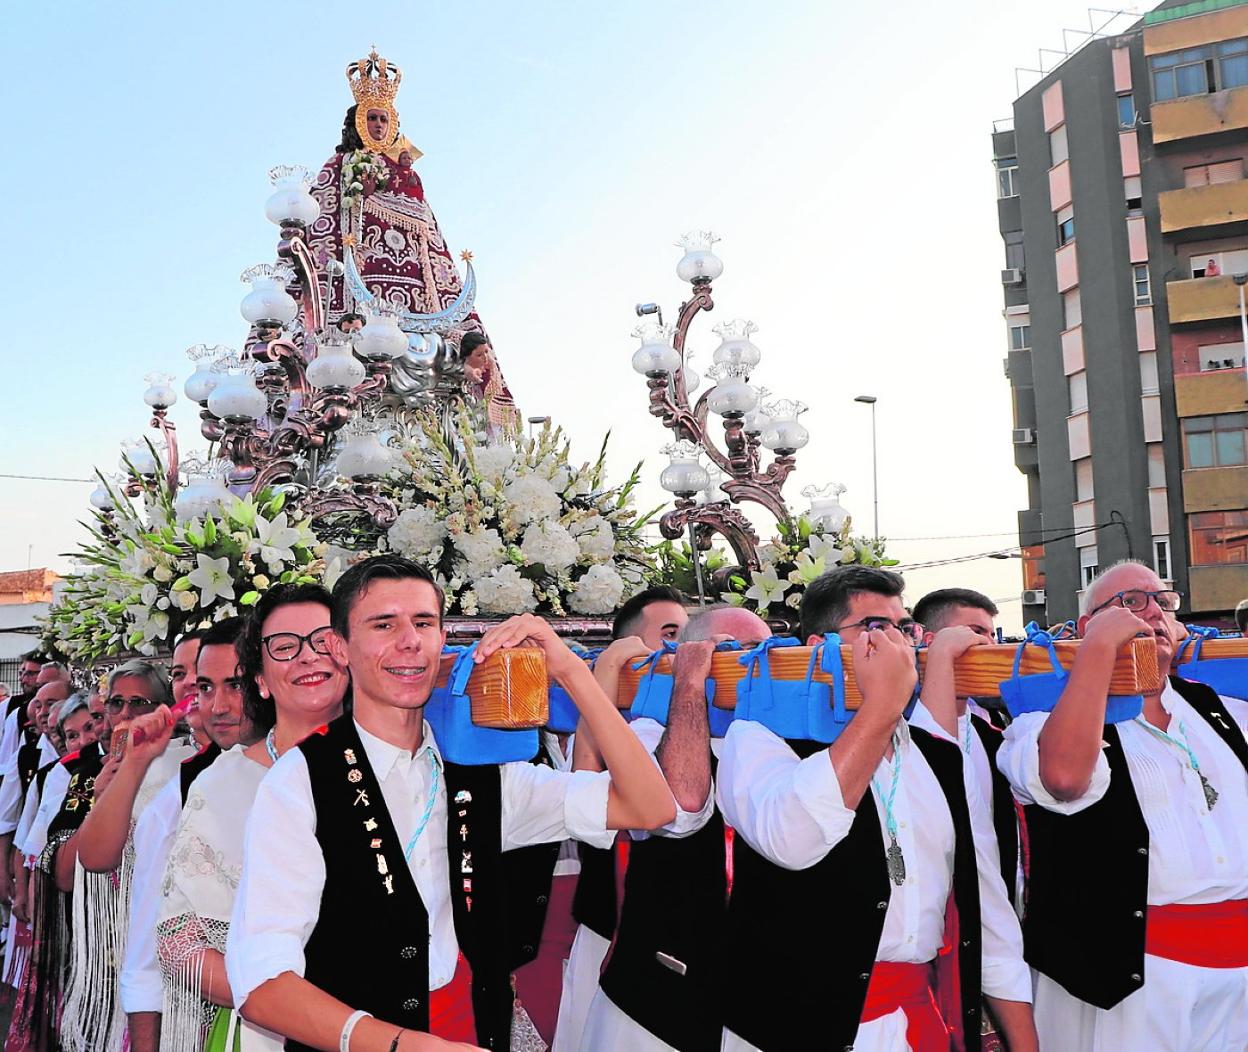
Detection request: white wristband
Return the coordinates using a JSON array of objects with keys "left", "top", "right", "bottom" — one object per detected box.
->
[{"left": 341, "top": 1009, "right": 371, "bottom": 1052}]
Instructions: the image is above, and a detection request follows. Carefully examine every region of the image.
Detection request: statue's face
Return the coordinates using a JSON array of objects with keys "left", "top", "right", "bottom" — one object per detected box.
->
[{"left": 366, "top": 107, "right": 390, "bottom": 144}]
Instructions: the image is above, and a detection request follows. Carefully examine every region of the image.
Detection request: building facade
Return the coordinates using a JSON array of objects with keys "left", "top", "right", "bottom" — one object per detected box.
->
[{"left": 996, "top": 0, "right": 1248, "bottom": 625}]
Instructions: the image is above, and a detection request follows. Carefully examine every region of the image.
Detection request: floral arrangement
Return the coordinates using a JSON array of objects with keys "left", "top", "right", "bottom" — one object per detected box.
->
[
  {"left": 341, "top": 149, "right": 390, "bottom": 208},
  {"left": 721, "top": 514, "right": 897, "bottom": 617},
  {"left": 44, "top": 469, "right": 323, "bottom": 662},
  {"left": 381, "top": 407, "right": 658, "bottom": 617}
]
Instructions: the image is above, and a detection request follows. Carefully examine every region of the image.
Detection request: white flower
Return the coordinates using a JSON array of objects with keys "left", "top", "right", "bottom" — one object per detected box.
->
[
  {"left": 176, "top": 588, "right": 198, "bottom": 611},
  {"left": 454, "top": 528, "right": 505, "bottom": 579},
  {"left": 388, "top": 506, "right": 448, "bottom": 560},
  {"left": 213, "top": 602, "right": 239, "bottom": 622},
  {"left": 156, "top": 597, "right": 170, "bottom": 611},
  {"left": 459, "top": 589, "right": 479, "bottom": 616},
  {"left": 140, "top": 582, "right": 159, "bottom": 608},
  {"left": 503, "top": 475, "right": 561, "bottom": 525},
  {"left": 188, "top": 554, "right": 236, "bottom": 607},
  {"left": 745, "top": 566, "right": 788, "bottom": 612},
  {"left": 520, "top": 521, "right": 580, "bottom": 572},
  {"left": 474, "top": 565, "right": 537, "bottom": 615},
  {"left": 571, "top": 515, "right": 615, "bottom": 563},
  {"left": 322, "top": 557, "right": 345, "bottom": 593},
  {"left": 152, "top": 564, "right": 173, "bottom": 584},
  {"left": 570, "top": 564, "right": 626, "bottom": 614},
  {"left": 119, "top": 546, "right": 156, "bottom": 578},
  {"left": 757, "top": 543, "right": 785, "bottom": 567},
  {"left": 250, "top": 512, "right": 301, "bottom": 569},
  {"left": 474, "top": 444, "right": 515, "bottom": 482},
  {"left": 131, "top": 608, "right": 169, "bottom": 644},
  {"left": 548, "top": 466, "right": 571, "bottom": 492},
  {"left": 806, "top": 534, "right": 844, "bottom": 567}
]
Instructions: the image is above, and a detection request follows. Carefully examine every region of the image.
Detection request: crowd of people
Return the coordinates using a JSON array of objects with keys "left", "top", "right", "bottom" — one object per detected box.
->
[{"left": 0, "top": 553, "right": 1243, "bottom": 1052}]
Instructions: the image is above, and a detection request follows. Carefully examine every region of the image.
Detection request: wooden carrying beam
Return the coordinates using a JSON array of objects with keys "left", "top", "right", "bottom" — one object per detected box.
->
[
  {"left": 1179, "top": 638, "right": 1248, "bottom": 660},
  {"left": 434, "top": 648, "right": 549, "bottom": 729},
  {"left": 615, "top": 637, "right": 1162, "bottom": 711}
]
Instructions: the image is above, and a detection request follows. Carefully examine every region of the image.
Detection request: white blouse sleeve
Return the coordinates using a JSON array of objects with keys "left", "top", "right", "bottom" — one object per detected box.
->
[{"left": 996, "top": 711, "right": 1111, "bottom": 814}]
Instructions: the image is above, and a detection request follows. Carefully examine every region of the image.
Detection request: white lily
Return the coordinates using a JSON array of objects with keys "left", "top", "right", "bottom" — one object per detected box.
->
[
  {"left": 806, "top": 534, "right": 845, "bottom": 566},
  {"left": 745, "top": 566, "right": 789, "bottom": 612},
  {"left": 188, "top": 553, "right": 236, "bottom": 607},
  {"left": 250, "top": 512, "right": 301, "bottom": 568}
]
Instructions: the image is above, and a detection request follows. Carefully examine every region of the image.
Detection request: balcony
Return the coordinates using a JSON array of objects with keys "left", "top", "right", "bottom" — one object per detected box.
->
[
  {"left": 1152, "top": 86, "right": 1248, "bottom": 144},
  {"left": 1182, "top": 465, "right": 1248, "bottom": 512},
  {"left": 1166, "top": 274, "right": 1246, "bottom": 324},
  {"left": 1174, "top": 367, "right": 1248, "bottom": 416},
  {"left": 1159, "top": 178, "right": 1248, "bottom": 233},
  {"left": 1189, "top": 562, "right": 1248, "bottom": 613}
]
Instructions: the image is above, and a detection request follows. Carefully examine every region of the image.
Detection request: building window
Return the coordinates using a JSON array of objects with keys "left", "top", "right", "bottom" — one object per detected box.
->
[
  {"left": 997, "top": 162, "right": 1019, "bottom": 199},
  {"left": 1154, "top": 537, "right": 1171, "bottom": 582},
  {"left": 1080, "top": 546, "right": 1099, "bottom": 589},
  {"left": 1056, "top": 204, "right": 1075, "bottom": 246},
  {"left": 1009, "top": 323, "right": 1032, "bottom": 351},
  {"left": 1133, "top": 263, "right": 1151, "bottom": 305},
  {"left": 1074, "top": 457, "right": 1094, "bottom": 501},
  {"left": 1049, "top": 125, "right": 1069, "bottom": 166},
  {"left": 1182, "top": 412, "right": 1247, "bottom": 468},
  {"left": 1139, "top": 351, "right": 1159, "bottom": 394},
  {"left": 1189, "top": 510, "right": 1248, "bottom": 565},
  {"left": 1151, "top": 38, "right": 1248, "bottom": 100},
  {"left": 1184, "top": 159, "right": 1245, "bottom": 187},
  {"left": 1068, "top": 371, "right": 1089, "bottom": 414},
  {"left": 1147, "top": 443, "right": 1166, "bottom": 487},
  {"left": 1124, "top": 175, "right": 1143, "bottom": 215},
  {"left": 1192, "top": 248, "right": 1248, "bottom": 278},
  {"left": 1117, "top": 93, "right": 1136, "bottom": 127},
  {"left": 1062, "top": 288, "right": 1082, "bottom": 330},
  {"left": 1198, "top": 341, "right": 1246, "bottom": 371},
  {"left": 1005, "top": 232, "right": 1025, "bottom": 271}
]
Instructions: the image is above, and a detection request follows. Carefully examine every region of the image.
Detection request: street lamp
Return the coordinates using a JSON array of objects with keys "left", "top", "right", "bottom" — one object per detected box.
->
[
  {"left": 1234, "top": 272, "right": 1248, "bottom": 385},
  {"left": 854, "top": 395, "right": 879, "bottom": 540}
]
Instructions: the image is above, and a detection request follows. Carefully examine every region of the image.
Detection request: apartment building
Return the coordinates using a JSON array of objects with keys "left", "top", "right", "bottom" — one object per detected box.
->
[{"left": 995, "top": 0, "right": 1248, "bottom": 625}]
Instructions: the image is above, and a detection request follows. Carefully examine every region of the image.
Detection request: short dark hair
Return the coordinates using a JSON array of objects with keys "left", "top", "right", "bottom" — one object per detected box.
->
[
  {"left": 331, "top": 555, "right": 444, "bottom": 639},
  {"left": 458, "top": 331, "right": 489, "bottom": 359},
  {"left": 172, "top": 627, "right": 206, "bottom": 651},
  {"left": 799, "top": 565, "right": 906, "bottom": 640},
  {"left": 239, "top": 583, "right": 336, "bottom": 733},
  {"left": 198, "top": 616, "right": 246, "bottom": 656},
  {"left": 912, "top": 588, "right": 999, "bottom": 633},
  {"left": 612, "top": 585, "right": 685, "bottom": 639},
  {"left": 20, "top": 651, "right": 44, "bottom": 666},
  {"left": 1236, "top": 598, "right": 1248, "bottom": 633},
  {"left": 337, "top": 312, "right": 365, "bottom": 331}
]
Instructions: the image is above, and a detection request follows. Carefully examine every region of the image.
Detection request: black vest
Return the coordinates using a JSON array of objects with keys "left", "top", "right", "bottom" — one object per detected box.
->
[
  {"left": 17, "top": 738, "right": 43, "bottom": 797},
  {"left": 722, "top": 728, "right": 982, "bottom": 1052},
  {"left": 969, "top": 714, "right": 1020, "bottom": 909},
  {"left": 1022, "top": 675, "right": 1248, "bottom": 1009},
  {"left": 179, "top": 742, "right": 221, "bottom": 805},
  {"left": 500, "top": 742, "right": 561, "bottom": 971},
  {"left": 292, "top": 716, "right": 513, "bottom": 1051},
  {"left": 44, "top": 742, "right": 106, "bottom": 853},
  {"left": 571, "top": 842, "right": 618, "bottom": 940},
  {"left": 600, "top": 758, "right": 725, "bottom": 1052}
]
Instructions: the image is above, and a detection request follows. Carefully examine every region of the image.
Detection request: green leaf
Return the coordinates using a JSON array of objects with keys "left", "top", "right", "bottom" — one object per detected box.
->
[
  {"left": 203, "top": 517, "right": 217, "bottom": 546},
  {"left": 239, "top": 591, "right": 260, "bottom": 606},
  {"left": 266, "top": 491, "right": 286, "bottom": 517}
]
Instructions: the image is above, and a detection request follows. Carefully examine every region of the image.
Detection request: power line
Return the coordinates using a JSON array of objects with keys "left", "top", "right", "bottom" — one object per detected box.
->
[{"left": 0, "top": 472, "right": 93, "bottom": 483}]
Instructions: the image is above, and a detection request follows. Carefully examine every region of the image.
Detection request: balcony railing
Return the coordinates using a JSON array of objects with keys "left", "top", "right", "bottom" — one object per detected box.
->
[
  {"left": 1160, "top": 178, "right": 1248, "bottom": 233},
  {"left": 1152, "top": 86, "right": 1248, "bottom": 144},
  {"left": 1166, "top": 274, "right": 1247, "bottom": 324}
]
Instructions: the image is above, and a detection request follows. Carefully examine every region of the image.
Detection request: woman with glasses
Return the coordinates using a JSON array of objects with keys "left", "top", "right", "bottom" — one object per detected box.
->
[{"left": 157, "top": 583, "right": 348, "bottom": 1052}]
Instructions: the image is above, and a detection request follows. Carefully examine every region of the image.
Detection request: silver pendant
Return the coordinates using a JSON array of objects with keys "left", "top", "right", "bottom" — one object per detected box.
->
[
  {"left": 1200, "top": 772, "right": 1219, "bottom": 810},
  {"left": 885, "top": 833, "right": 906, "bottom": 886}
]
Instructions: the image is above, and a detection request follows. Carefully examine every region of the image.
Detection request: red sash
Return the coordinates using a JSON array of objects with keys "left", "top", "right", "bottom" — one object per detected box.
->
[
  {"left": 1145, "top": 900, "right": 1248, "bottom": 968},
  {"left": 429, "top": 952, "right": 475, "bottom": 1041},
  {"left": 860, "top": 961, "right": 950, "bottom": 1051}
]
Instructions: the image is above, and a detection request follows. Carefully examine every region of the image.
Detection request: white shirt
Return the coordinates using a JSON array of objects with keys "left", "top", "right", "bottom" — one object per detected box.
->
[
  {"left": 998, "top": 681, "right": 1248, "bottom": 906},
  {"left": 908, "top": 703, "right": 1032, "bottom": 1003},
  {"left": 226, "top": 719, "right": 614, "bottom": 1011},
  {"left": 20, "top": 761, "right": 70, "bottom": 859},
  {"left": 119, "top": 776, "right": 183, "bottom": 1014},
  {"left": 0, "top": 710, "right": 22, "bottom": 779},
  {"left": 14, "top": 778, "right": 43, "bottom": 858},
  {"left": 0, "top": 734, "right": 56, "bottom": 834}
]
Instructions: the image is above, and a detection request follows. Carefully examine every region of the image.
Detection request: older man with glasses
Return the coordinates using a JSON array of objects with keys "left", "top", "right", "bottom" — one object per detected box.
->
[{"left": 997, "top": 559, "right": 1248, "bottom": 1052}]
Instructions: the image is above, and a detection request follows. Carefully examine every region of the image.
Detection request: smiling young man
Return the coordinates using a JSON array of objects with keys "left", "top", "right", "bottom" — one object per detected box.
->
[
  {"left": 227, "top": 554, "right": 675, "bottom": 1052},
  {"left": 997, "top": 561, "right": 1248, "bottom": 1051}
]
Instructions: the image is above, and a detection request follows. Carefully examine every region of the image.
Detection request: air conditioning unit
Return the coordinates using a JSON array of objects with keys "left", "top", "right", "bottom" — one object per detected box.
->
[
  {"left": 1012, "top": 428, "right": 1035, "bottom": 444},
  {"left": 1001, "top": 268, "right": 1024, "bottom": 286},
  {"left": 1022, "top": 588, "right": 1047, "bottom": 606}
]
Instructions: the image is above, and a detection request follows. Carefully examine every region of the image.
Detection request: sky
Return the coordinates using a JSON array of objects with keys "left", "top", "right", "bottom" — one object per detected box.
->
[{"left": 0, "top": 0, "right": 1144, "bottom": 633}]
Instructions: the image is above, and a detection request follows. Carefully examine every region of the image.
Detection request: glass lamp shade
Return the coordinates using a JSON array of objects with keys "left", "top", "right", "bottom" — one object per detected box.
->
[
  {"left": 89, "top": 480, "right": 114, "bottom": 511},
  {"left": 698, "top": 465, "right": 728, "bottom": 505},
  {"left": 174, "top": 471, "right": 232, "bottom": 522},
  {"left": 120, "top": 440, "right": 159, "bottom": 476},
  {"left": 630, "top": 324, "right": 681, "bottom": 377},
  {"left": 802, "top": 483, "right": 848, "bottom": 532},
  {"left": 264, "top": 165, "right": 321, "bottom": 226},
  {"left": 760, "top": 399, "right": 810, "bottom": 453},
  {"left": 675, "top": 231, "right": 724, "bottom": 284},
  {"left": 184, "top": 345, "right": 228, "bottom": 403},
  {"left": 142, "top": 373, "right": 178, "bottom": 410},
  {"left": 207, "top": 368, "right": 268, "bottom": 423},
  {"left": 706, "top": 375, "right": 759, "bottom": 418},
  {"left": 682, "top": 365, "right": 701, "bottom": 395},
  {"left": 659, "top": 441, "right": 710, "bottom": 496},
  {"left": 742, "top": 386, "right": 772, "bottom": 434},
  {"left": 240, "top": 264, "right": 298, "bottom": 327},
  {"left": 712, "top": 319, "right": 762, "bottom": 374},
  {"left": 307, "top": 339, "right": 367, "bottom": 390},
  {"left": 355, "top": 310, "right": 408, "bottom": 360},
  {"left": 337, "top": 430, "right": 393, "bottom": 479}
]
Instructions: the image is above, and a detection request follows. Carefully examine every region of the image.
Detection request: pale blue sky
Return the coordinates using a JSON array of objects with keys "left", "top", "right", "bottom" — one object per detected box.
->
[{"left": 0, "top": 0, "right": 1130, "bottom": 628}]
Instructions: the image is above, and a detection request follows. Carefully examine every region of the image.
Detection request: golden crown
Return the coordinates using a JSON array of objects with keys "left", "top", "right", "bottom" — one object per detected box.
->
[{"left": 347, "top": 49, "right": 402, "bottom": 109}]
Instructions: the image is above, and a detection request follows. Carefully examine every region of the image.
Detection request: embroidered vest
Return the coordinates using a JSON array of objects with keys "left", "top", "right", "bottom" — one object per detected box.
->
[
  {"left": 600, "top": 756, "right": 725, "bottom": 1052},
  {"left": 969, "top": 713, "right": 1021, "bottom": 907},
  {"left": 722, "top": 728, "right": 982, "bottom": 1052},
  {"left": 293, "top": 716, "right": 513, "bottom": 1051},
  {"left": 45, "top": 742, "right": 106, "bottom": 847},
  {"left": 1023, "top": 675, "right": 1248, "bottom": 1009},
  {"left": 179, "top": 742, "right": 221, "bottom": 805}
]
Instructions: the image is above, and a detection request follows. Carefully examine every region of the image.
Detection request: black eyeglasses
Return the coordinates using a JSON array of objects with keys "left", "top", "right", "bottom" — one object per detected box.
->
[
  {"left": 832, "top": 617, "right": 925, "bottom": 645},
  {"left": 262, "top": 627, "right": 333, "bottom": 662},
  {"left": 105, "top": 695, "right": 160, "bottom": 715},
  {"left": 1089, "top": 589, "right": 1182, "bottom": 616}
]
